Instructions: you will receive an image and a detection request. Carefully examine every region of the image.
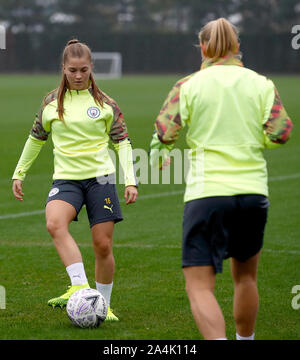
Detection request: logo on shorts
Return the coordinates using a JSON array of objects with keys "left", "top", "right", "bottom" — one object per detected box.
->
[
  {"left": 87, "top": 107, "right": 100, "bottom": 119},
  {"left": 49, "top": 187, "right": 59, "bottom": 197},
  {"left": 104, "top": 197, "right": 113, "bottom": 213},
  {"left": 104, "top": 205, "right": 113, "bottom": 213}
]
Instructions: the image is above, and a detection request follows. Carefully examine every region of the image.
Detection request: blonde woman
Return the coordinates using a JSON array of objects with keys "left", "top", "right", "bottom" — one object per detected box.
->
[
  {"left": 12, "top": 39, "right": 138, "bottom": 321},
  {"left": 150, "top": 18, "right": 293, "bottom": 339}
]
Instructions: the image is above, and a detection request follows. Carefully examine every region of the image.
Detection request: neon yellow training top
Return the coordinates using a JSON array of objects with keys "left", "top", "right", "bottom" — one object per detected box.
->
[
  {"left": 12, "top": 88, "right": 137, "bottom": 187},
  {"left": 150, "top": 56, "right": 293, "bottom": 202}
]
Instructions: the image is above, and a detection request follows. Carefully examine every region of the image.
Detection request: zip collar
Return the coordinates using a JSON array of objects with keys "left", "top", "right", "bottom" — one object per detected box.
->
[
  {"left": 66, "top": 79, "right": 93, "bottom": 95},
  {"left": 66, "top": 87, "right": 92, "bottom": 96}
]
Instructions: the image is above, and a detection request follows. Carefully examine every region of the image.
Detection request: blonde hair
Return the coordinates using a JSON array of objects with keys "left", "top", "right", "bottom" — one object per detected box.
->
[{"left": 198, "top": 18, "right": 239, "bottom": 60}]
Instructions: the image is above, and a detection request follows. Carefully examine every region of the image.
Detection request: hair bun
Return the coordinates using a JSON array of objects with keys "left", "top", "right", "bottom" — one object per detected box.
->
[{"left": 67, "top": 39, "right": 79, "bottom": 46}]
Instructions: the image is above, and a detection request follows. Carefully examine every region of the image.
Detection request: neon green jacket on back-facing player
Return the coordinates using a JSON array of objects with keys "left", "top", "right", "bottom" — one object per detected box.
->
[
  {"left": 13, "top": 88, "right": 137, "bottom": 187},
  {"left": 149, "top": 56, "right": 293, "bottom": 202}
]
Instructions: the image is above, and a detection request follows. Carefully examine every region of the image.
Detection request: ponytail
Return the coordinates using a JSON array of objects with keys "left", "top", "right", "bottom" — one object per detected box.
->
[{"left": 199, "top": 18, "right": 239, "bottom": 60}]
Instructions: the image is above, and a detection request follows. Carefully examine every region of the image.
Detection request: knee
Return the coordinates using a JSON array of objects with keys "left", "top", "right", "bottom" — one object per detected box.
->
[
  {"left": 183, "top": 267, "right": 215, "bottom": 299},
  {"left": 233, "top": 276, "right": 258, "bottom": 295},
  {"left": 185, "top": 283, "right": 197, "bottom": 303},
  {"left": 184, "top": 279, "right": 213, "bottom": 301},
  {"left": 185, "top": 279, "right": 194, "bottom": 297},
  {"left": 46, "top": 218, "right": 66, "bottom": 237},
  {"left": 93, "top": 236, "right": 112, "bottom": 258}
]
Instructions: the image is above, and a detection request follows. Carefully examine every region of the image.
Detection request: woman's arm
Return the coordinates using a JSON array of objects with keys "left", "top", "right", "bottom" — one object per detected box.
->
[
  {"left": 105, "top": 94, "right": 138, "bottom": 203},
  {"left": 12, "top": 135, "right": 46, "bottom": 181},
  {"left": 12, "top": 135, "right": 46, "bottom": 201},
  {"left": 149, "top": 75, "right": 193, "bottom": 169},
  {"left": 263, "top": 84, "right": 293, "bottom": 148}
]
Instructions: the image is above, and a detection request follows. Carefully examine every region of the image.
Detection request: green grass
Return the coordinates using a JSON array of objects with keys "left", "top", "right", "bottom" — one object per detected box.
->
[{"left": 0, "top": 74, "right": 299, "bottom": 340}]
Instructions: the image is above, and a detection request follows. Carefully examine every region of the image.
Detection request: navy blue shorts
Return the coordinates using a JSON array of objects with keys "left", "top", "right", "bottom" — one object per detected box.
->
[
  {"left": 46, "top": 175, "right": 123, "bottom": 228},
  {"left": 182, "top": 194, "right": 269, "bottom": 273}
]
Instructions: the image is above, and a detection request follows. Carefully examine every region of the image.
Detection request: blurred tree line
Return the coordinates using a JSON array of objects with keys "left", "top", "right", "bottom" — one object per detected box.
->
[
  {"left": 1, "top": 0, "right": 300, "bottom": 34},
  {"left": 0, "top": 0, "right": 299, "bottom": 72}
]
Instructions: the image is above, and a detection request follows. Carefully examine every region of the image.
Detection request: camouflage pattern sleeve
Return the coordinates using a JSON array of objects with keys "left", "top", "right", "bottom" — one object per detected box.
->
[
  {"left": 104, "top": 95, "right": 129, "bottom": 144},
  {"left": 264, "top": 88, "right": 293, "bottom": 144},
  {"left": 155, "top": 74, "right": 194, "bottom": 145},
  {"left": 30, "top": 108, "right": 49, "bottom": 141},
  {"left": 30, "top": 90, "right": 57, "bottom": 141}
]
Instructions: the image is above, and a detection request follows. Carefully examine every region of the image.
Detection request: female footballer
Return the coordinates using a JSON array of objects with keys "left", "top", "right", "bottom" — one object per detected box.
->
[
  {"left": 149, "top": 18, "right": 293, "bottom": 339},
  {"left": 12, "top": 39, "right": 138, "bottom": 321}
]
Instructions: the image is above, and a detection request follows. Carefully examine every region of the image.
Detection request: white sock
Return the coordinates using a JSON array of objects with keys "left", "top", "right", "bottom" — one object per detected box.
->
[
  {"left": 96, "top": 282, "right": 113, "bottom": 306},
  {"left": 236, "top": 333, "right": 255, "bottom": 340},
  {"left": 66, "top": 262, "right": 88, "bottom": 286},
  {"left": 214, "top": 338, "right": 227, "bottom": 340}
]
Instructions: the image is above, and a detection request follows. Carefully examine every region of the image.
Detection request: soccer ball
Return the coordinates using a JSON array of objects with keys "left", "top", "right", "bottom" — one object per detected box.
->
[{"left": 66, "top": 288, "right": 108, "bottom": 328}]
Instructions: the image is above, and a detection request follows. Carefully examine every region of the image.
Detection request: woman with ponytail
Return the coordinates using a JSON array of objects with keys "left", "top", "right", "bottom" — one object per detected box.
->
[
  {"left": 150, "top": 18, "right": 293, "bottom": 339},
  {"left": 12, "top": 39, "right": 138, "bottom": 321}
]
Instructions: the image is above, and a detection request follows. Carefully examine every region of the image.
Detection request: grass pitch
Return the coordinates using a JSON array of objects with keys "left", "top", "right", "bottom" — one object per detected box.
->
[{"left": 0, "top": 74, "right": 299, "bottom": 340}]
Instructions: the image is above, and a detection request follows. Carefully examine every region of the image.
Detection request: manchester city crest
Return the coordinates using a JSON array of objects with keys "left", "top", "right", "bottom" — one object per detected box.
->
[{"left": 87, "top": 107, "right": 100, "bottom": 119}]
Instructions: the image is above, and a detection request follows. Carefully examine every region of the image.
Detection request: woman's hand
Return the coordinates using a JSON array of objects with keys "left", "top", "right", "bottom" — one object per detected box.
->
[
  {"left": 124, "top": 186, "right": 138, "bottom": 205},
  {"left": 160, "top": 156, "right": 171, "bottom": 170},
  {"left": 12, "top": 179, "right": 24, "bottom": 202}
]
